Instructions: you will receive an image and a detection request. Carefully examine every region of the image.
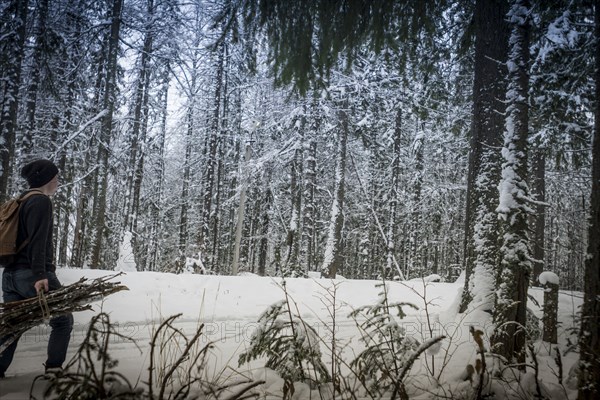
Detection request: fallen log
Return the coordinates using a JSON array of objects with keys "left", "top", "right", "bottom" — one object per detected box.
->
[{"left": 0, "top": 273, "right": 128, "bottom": 353}]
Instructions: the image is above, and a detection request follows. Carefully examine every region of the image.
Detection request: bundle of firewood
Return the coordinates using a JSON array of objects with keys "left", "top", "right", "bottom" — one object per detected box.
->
[{"left": 0, "top": 273, "right": 128, "bottom": 353}]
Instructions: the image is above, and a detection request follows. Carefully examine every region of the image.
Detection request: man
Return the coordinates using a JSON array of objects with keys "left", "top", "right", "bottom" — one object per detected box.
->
[{"left": 0, "top": 159, "right": 73, "bottom": 378}]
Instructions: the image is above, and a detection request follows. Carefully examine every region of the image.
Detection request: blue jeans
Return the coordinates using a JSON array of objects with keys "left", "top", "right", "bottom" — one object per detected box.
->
[{"left": 0, "top": 269, "right": 73, "bottom": 374}]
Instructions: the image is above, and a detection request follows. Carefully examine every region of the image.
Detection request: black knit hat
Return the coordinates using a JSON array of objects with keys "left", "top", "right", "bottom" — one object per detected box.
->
[{"left": 20, "top": 159, "right": 59, "bottom": 188}]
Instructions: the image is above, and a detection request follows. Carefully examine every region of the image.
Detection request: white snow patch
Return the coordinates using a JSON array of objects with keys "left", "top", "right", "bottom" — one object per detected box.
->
[
  {"left": 539, "top": 271, "right": 559, "bottom": 286},
  {"left": 115, "top": 231, "right": 137, "bottom": 272}
]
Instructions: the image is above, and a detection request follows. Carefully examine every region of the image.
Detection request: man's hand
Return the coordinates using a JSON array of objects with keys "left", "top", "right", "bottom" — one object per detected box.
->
[{"left": 35, "top": 279, "right": 49, "bottom": 294}]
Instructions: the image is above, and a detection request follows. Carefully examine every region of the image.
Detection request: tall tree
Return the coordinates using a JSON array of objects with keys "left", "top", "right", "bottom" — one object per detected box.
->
[
  {"left": 459, "top": 0, "right": 509, "bottom": 312},
  {"left": 0, "top": 0, "right": 29, "bottom": 201},
  {"left": 147, "top": 64, "right": 170, "bottom": 272},
  {"left": 386, "top": 108, "right": 402, "bottom": 276},
  {"left": 528, "top": 1, "right": 594, "bottom": 286},
  {"left": 21, "top": 0, "right": 49, "bottom": 157},
  {"left": 283, "top": 113, "right": 305, "bottom": 276},
  {"left": 124, "top": 0, "right": 156, "bottom": 234},
  {"left": 491, "top": 0, "right": 532, "bottom": 365},
  {"left": 90, "top": 0, "right": 123, "bottom": 268},
  {"left": 578, "top": 0, "right": 600, "bottom": 396},
  {"left": 302, "top": 97, "right": 320, "bottom": 272},
  {"left": 199, "top": 39, "right": 225, "bottom": 265},
  {"left": 529, "top": 146, "right": 545, "bottom": 285},
  {"left": 321, "top": 105, "right": 349, "bottom": 279}
]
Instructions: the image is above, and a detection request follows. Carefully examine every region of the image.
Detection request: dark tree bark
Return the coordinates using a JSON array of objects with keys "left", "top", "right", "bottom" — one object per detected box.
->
[
  {"left": 491, "top": 0, "right": 531, "bottom": 365},
  {"left": 211, "top": 44, "right": 229, "bottom": 273},
  {"left": 257, "top": 168, "right": 273, "bottom": 277},
  {"left": 126, "top": 0, "right": 155, "bottom": 234},
  {"left": 410, "top": 124, "right": 424, "bottom": 277},
  {"left": 459, "top": 0, "right": 509, "bottom": 312},
  {"left": 578, "top": 0, "right": 600, "bottom": 396},
  {"left": 321, "top": 106, "right": 348, "bottom": 279},
  {"left": 530, "top": 147, "right": 546, "bottom": 285},
  {"left": 284, "top": 116, "right": 304, "bottom": 275},
  {"left": 542, "top": 279, "right": 558, "bottom": 344},
  {"left": 90, "top": 0, "right": 123, "bottom": 269},
  {"left": 22, "top": 0, "right": 49, "bottom": 157},
  {"left": 0, "top": 0, "right": 29, "bottom": 202},
  {"left": 199, "top": 42, "right": 225, "bottom": 258},
  {"left": 386, "top": 108, "right": 402, "bottom": 276},
  {"left": 148, "top": 64, "right": 170, "bottom": 272},
  {"left": 178, "top": 103, "right": 194, "bottom": 271},
  {"left": 302, "top": 98, "right": 319, "bottom": 272}
]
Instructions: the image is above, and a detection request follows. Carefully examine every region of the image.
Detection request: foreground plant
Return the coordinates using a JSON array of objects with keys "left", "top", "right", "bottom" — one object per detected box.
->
[
  {"left": 34, "top": 312, "right": 263, "bottom": 400},
  {"left": 238, "top": 280, "right": 330, "bottom": 398},
  {"left": 349, "top": 281, "right": 448, "bottom": 399}
]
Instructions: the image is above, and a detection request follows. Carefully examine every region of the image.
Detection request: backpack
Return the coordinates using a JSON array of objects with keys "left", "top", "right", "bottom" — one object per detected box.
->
[{"left": 0, "top": 190, "right": 43, "bottom": 264}]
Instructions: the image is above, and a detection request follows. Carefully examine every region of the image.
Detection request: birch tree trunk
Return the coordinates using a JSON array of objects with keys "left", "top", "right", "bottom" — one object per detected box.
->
[
  {"left": 491, "top": 0, "right": 532, "bottom": 365},
  {"left": 0, "top": 0, "right": 29, "bottom": 202}
]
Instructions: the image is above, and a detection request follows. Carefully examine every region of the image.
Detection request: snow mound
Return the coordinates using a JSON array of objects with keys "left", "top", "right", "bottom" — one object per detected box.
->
[{"left": 539, "top": 271, "right": 559, "bottom": 286}]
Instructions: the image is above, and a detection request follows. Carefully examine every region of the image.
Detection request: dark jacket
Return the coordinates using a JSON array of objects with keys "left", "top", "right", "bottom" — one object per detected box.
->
[{"left": 6, "top": 191, "right": 55, "bottom": 280}]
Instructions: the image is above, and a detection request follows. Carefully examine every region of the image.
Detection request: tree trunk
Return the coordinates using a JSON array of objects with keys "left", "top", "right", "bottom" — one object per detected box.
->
[
  {"left": 148, "top": 64, "right": 169, "bottom": 272},
  {"left": 578, "top": 0, "right": 600, "bottom": 397},
  {"left": 460, "top": 0, "right": 509, "bottom": 312},
  {"left": 199, "top": 42, "right": 225, "bottom": 258},
  {"left": 257, "top": 168, "right": 273, "bottom": 277},
  {"left": 178, "top": 104, "right": 194, "bottom": 271},
  {"left": 387, "top": 108, "right": 402, "bottom": 277},
  {"left": 530, "top": 147, "right": 546, "bottom": 285},
  {"left": 55, "top": 3, "right": 82, "bottom": 268},
  {"left": 126, "top": 0, "right": 154, "bottom": 234},
  {"left": 321, "top": 106, "right": 348, "bottom": 279},
  {"left": 0, "top": 0, "right": 29, "bottom": 202},
  {"left": 410, "top": 125, "right": 424, "bottom": 277},
  {"left": 22, "top": 0, "right": 49, "bottom": 157},
  {"left": 90, "top": 0, "right": 123, "bottom": 269},
  {"left": 284, "top": 116, "right": 304, "bottom": 276},
  {"left": 491, "top": 0, "right": 531, "bottom": 366},
  {"left": 303, "top": 98, "right": 320, "bottom": 272},
  {"left": 210, "top": 46, "right": 230, "bottom": 272},
  {"left": 542, "top": 279, "right": 558, "bottom": 344},
  {"left": 232, "top": 142, "right": 252, "bottom": 275},
  {"left": 71, "top": 144, "right": 94, "bottom": 268}
]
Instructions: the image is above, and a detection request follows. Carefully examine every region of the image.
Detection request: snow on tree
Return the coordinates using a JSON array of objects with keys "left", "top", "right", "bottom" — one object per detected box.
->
[{"left": 491, "top": 0, "right": 534, "bottom": 365}]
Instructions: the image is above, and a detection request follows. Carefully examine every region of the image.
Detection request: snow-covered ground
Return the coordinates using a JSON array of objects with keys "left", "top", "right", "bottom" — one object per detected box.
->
[{"left": 0, "top": 268, "right": 583, "bottom": 399}]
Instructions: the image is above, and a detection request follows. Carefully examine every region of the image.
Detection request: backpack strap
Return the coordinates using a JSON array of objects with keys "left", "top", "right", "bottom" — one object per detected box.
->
[
  {"left": 15, "top": 189, "right": 46, "bottom": 253},
  {"left": 18, "top": 189, "right": 44, "bottom": 203}
]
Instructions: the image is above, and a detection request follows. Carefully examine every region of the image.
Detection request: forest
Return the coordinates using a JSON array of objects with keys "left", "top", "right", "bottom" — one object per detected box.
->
[{"left": 1, "top": 0, "right": 599, "bottom": 398}]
